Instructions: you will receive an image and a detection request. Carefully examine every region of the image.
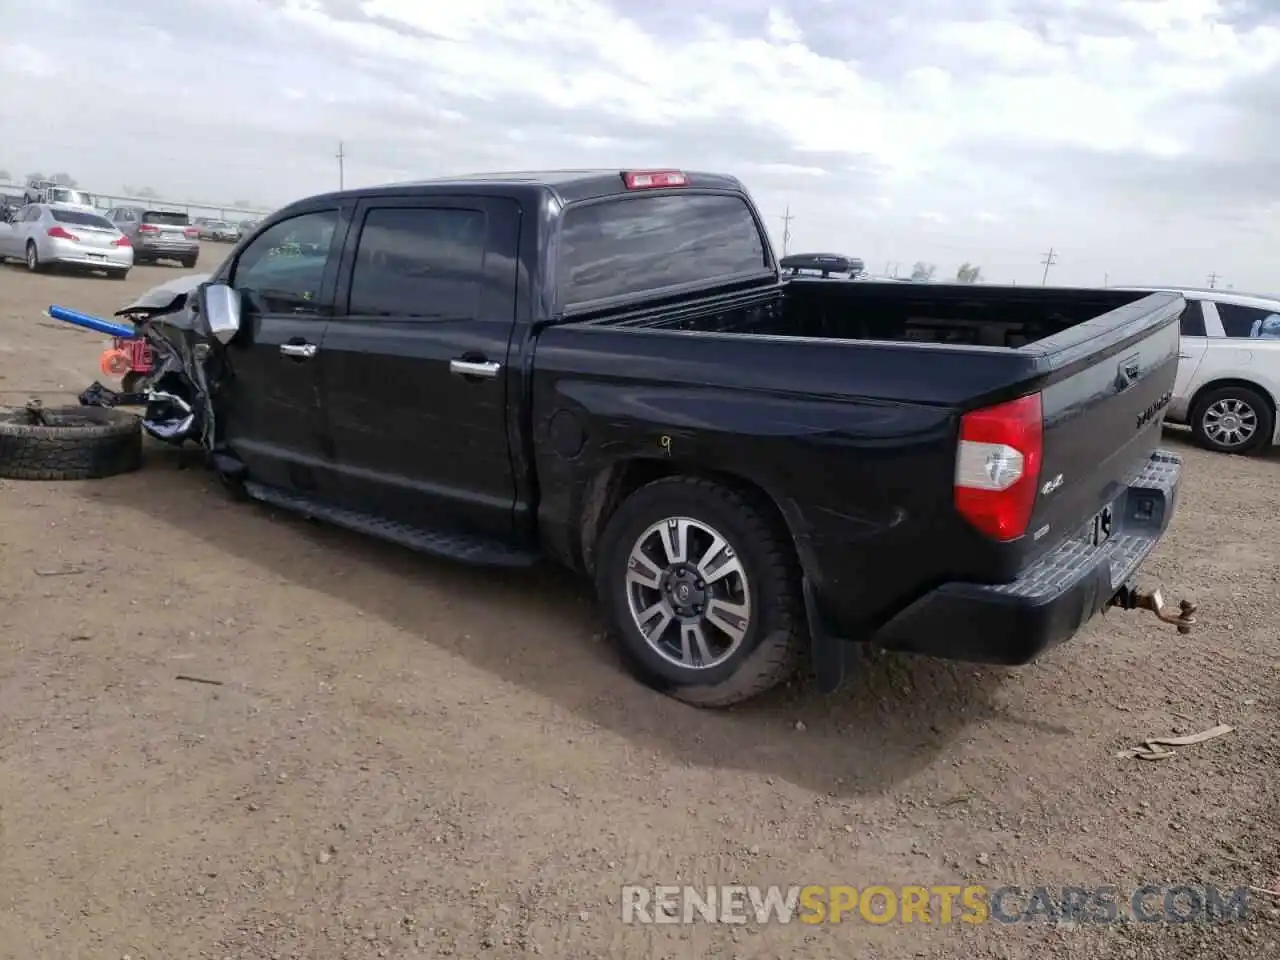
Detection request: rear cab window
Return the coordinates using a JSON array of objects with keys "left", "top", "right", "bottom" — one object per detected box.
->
[
  {"left": 50, "top": 208, "right": 115, "bottom": 229},
  {"left": 557, "top": 192, "right": 770, "bottom": 310},
  {"left": 143, "top": 210, "right": 190, "bottom": 226}
]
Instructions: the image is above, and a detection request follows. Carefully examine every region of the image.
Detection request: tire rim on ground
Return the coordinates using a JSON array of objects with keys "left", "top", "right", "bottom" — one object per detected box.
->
[
  {"left": 1203, "top": 397, "right": 1257, "bottom": 448},
  {"left": 26, "top": 245, "right": 36, "bottom": 270},
  {"left": 624, "top": 516, "right": 752, "bottom": 669}
]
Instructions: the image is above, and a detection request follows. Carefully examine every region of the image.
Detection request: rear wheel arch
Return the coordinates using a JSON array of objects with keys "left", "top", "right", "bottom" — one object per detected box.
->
[
  {"left": 578, "top": 457, "right": 802, "bottom": 577},
  {"left": 1188, "top": 377, "right": 1277, "bottom": 420}
]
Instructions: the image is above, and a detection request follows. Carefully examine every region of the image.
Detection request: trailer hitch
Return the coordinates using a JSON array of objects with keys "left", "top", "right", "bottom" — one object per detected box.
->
[{"left": 1109, "top": 584, "right": 1197, "bottom": 634}]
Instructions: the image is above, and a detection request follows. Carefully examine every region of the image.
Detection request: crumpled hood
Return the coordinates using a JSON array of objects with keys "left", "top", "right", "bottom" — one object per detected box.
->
[{"left": 114, "top": 273, "right": 213, "bottom": 318}]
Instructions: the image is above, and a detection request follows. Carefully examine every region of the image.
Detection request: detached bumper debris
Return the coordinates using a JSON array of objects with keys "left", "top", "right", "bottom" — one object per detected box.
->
[{"left": 1116, "top": 723, "right": 1234, "bottom": 761}]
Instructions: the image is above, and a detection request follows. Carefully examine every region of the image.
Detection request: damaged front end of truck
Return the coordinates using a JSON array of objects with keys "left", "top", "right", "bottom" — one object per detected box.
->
[{"left": 77, "top": 274, "right": 239, "bottom": 452}]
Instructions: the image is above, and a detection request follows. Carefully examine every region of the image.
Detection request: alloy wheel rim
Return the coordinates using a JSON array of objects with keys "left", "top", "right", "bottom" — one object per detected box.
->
[
  {"left": 1203, "top": 398, "right": 1257, "bottom": 447},
  {"left": 624, "top": 516, "right": 752, "bottom": 670}
]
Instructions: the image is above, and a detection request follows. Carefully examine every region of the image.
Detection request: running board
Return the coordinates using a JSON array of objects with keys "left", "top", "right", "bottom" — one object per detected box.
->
[{"left": 242, "top": 481, "right": 541, "bottom": 568}]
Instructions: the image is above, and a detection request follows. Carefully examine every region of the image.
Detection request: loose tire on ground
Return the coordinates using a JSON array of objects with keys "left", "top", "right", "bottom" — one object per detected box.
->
[
  {"left": 1190, "top": 383, "right": 1274, "bottom": 456},
  {"left": 0, "top": 405, "right": 142, "bottom": 480},
  {"left": 595, "top": 476, "right": 807, "bottom": 707}
]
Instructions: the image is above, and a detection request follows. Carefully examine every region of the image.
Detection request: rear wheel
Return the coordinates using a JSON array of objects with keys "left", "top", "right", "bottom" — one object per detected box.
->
[
  {"left": 109, "top": 268, "right": 129, "bottom": 280},
  {"left": 595, "top": 476, "right": 806, "bottom": 707},
  {"left": 25, "top": 241, "right": 42, "bottom": 273},
  {"left": 1191, "top": 384, "right": 1273, "bottom": 455},
  {"left": 181, "top": 255, "right": 198, "bottom": 268}
]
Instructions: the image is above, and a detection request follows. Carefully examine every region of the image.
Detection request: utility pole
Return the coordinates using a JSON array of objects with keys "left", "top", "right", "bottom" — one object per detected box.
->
[
  {"left": 1207, "top": 271, "right": 1218, "bottom": 289},
  {"left": 1104, "top": 272, "right": 1109, "bottom": 287},
  {"left": 336, "top": 140, "right": 346, "bottom": 190},
  {"left": 779, "top": 206, "right": 794, "bottom": 257},
  {"left": 1040, "top": 246, "right": 1057, "bottom": 286}
]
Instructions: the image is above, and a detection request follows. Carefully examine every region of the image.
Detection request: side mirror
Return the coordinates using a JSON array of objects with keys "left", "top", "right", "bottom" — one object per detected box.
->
[{"left": 197, "top": 282, "right": 241, "bottom": 344}]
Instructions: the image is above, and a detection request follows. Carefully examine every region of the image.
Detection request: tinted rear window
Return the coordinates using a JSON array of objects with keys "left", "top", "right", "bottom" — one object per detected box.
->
[
  {"left": 50, "top": 209, "right": 115, "bottom": 229},
  {"left": 558, "top": 193, "right": 768, "bottom": 307},
  {"left": 143, "top": 210, "right": 190, "bottom": 226}
]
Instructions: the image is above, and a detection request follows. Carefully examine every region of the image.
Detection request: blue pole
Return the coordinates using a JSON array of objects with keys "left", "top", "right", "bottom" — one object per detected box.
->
[{"left": 47, "top": 305, "right": 136, "bottom": 339}]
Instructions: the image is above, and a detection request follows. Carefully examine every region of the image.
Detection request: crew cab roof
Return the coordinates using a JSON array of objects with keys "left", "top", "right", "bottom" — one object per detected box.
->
[{"left": 292, "top": 169, "right": 747, "bottom": 208}]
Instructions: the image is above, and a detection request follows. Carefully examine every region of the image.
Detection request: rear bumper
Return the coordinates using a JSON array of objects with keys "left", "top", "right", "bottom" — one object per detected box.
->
[
  {"left": 869, "top": 449, "right": 1182, "bottom": 664},
  {"left": 46, "top": 240, "right": 133, "bottom": 270},
  {"left": 136, "top": 240, "right": 199, "bottom": 258}
]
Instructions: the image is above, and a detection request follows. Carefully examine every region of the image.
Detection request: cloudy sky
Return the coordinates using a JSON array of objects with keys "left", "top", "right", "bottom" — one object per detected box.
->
[{"left": 2, "top": 0, "right": 1279, "bottom": 288}]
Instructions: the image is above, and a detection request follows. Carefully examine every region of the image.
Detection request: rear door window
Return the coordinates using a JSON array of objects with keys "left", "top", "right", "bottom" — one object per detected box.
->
[
  {"left": 347, "top": 207, "right": 487, "bottom": 319},
  {"left": 1216, "top": 302, "right": 1280, "bottom": 339},
  {"left": 558, "top": 193, "right": 768, "bottom": 308}
]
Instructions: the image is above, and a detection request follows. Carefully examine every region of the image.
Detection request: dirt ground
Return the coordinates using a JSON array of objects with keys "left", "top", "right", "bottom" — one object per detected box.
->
[{"left": 0, "top": 249, "right": 1276, "bottom": 960}]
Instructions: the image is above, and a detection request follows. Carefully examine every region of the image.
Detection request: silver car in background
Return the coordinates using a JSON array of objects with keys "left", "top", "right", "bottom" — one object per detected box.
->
[
  {"left": 0, "top": 203, "right": 134, "bottom": 278},
  {"left": 194, "top": 218, "right": 240, "bottom": 242},
  {"left": 104, "top": 206, "right": 200, "bottom": 267}
]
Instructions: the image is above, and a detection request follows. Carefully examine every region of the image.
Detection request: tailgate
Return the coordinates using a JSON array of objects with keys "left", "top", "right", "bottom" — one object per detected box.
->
[{"left": 1025, "top": 292, "right": 1183, "bottom": 552}]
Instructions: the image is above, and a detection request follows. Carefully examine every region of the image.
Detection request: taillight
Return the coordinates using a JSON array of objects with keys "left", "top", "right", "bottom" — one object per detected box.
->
[
  {"left": 47, "top": 226, "right": 78, "bottom": 242},
  {"left": 138, "top": 223, "right": 159, "bottom": 233},
  {"left": 622, "top": 170, "right": 689, "bottom": 189},
  {"left": 184, "top": 227, "right": 198, "bottom": 239},
  {"left": 113, "top": 235, "right": 131, "bottom": 247},
  {"left": 954, "top": 393, "right": 1043, "bottom": 541}
]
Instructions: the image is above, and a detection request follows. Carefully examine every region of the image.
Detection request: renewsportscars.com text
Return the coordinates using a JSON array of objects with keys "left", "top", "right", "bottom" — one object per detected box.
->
[{"left": 621, "top": 884, "right": 1253, "bottom": 925}]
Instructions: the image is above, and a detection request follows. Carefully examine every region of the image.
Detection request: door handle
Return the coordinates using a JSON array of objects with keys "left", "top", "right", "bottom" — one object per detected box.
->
[
  {"left": 280, "top": 342, "right": 318, "bottom": 359},
  {"left": 450, "top": 359, "right": 501, "bottom": 379},
  {"left": 1178, "top": 353, "right": 1193, "bottom": 359}
]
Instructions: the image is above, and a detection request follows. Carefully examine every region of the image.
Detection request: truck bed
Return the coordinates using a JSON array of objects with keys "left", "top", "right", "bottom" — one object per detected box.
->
[
  {"left": 578, "top": 278, "right": 1152, "bottom": 349},
  {"left": 539, "top": 280, "right": 1184, "bottom": 631}
]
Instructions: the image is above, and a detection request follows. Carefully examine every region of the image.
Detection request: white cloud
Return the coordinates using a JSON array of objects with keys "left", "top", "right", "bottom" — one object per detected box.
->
[{"left": 0, "top": 0, "right": 1278, "bottom": 288}]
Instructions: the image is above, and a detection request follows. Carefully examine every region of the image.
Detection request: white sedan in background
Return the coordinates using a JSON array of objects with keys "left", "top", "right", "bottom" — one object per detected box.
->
[
  {"left": 0, "top": 203, "right": 134, "bottom": 279},
  {"left": 1122, "top": 287, "right": 1280, "bottom": 455}
]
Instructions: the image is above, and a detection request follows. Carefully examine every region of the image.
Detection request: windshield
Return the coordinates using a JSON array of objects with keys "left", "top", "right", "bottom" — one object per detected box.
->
[
  {"left": 51, "top": 208, "right": 115, "bottom": 229},
  {"left": 50, "top": 188, "right": 92, "bottom": 205}
]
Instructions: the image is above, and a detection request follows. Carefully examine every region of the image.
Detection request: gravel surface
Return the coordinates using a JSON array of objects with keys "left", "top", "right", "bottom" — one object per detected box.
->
[{"left": 0, "top": 254, "right": 1276, "bottom": 959}]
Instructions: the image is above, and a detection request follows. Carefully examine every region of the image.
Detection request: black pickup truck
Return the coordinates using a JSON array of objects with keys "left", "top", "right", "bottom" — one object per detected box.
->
[{"left": 103, "top": 168, "right": 1197, "bottom": 707}]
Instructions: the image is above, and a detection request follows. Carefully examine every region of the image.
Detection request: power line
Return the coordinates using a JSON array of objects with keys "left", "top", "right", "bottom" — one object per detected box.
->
[
  {"left": 1040, "top": 246, "right": 1057, "bottom": 286},
  {"left": 779, "top": 206, "right": 794, "bottom": 257}
]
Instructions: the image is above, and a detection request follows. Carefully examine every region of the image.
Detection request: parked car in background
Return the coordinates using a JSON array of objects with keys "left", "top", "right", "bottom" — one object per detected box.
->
[
  {"left": 0, "top": 203, "right": 132, "bottom": 277},
  {"left": 1127, "top": 287, "right": 1280, "bottom": 455},
  {"left": 104, "top": 206, "right": 199, "bottom": 267},
  {"left": 780, "top": 252, "right": 865, "bottom": 278},
  {"left": 195, "top": 219, "right": 240, "bottom": 242},
  {"left": 23, "top": 181, "right": 96, "bottom": 209}
]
